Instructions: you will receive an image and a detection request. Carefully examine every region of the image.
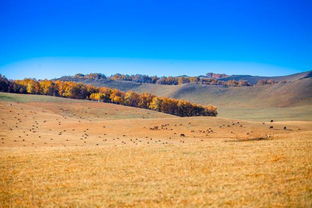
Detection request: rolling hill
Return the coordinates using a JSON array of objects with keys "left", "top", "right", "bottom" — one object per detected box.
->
[
  {"left": 55, "top": 71, "right": 312, "bottom": 121},
  {"left": 218, "top": 70, "right": 312, "bottom": 84},
  {"left": 134, "top": 78, "right": 312, "bottom": 121},
  {"left": 0, "top": 92, "right": 175, "bottom": 120},
  {"left": 55, "top": 76, "right": 142, "bottom": 91}
]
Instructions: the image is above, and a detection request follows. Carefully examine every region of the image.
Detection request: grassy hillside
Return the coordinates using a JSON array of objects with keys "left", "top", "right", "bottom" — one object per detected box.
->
[
  {"left": 0, "top": 92, "right": 175, "bottom": 120},
  {"left": 219, "top": 70, "right": 312, "bottom": 84},
  {"left": 0, "top": 92, "right": 89, "bottom": 103},
  {"left": 56, "top": 76, "right": 141, "bottom": 91},
  {"left": 169, "top": 78, "right": 312, "bottom": 107},
  {"left": 134, "top": 83, "right": 181, "bottom": 97},
  {"left": 133, "top": 78, "right": 312, "bottom": 121}
]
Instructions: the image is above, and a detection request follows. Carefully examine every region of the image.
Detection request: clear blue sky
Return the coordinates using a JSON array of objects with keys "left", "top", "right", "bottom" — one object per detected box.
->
[{"left": 0, "top": 0, "right": 311, "bottom": 79}]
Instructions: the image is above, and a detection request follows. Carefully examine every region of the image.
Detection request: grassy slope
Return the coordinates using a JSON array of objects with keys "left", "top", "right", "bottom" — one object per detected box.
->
[
  {"left": 218, "top": 70, "right": 312, "bottom": 84},
  {"left": 56, "top": 77, "right": 141, "bottom": 92},
  {"left": 0, "top": 92, "right": 89, "bottom": 103},
  {"left": 169, "top": 79, "right": 312, "bottom": 107},
  {"left": 82, "top": 79, "right": 141, "bottom": 91},
  {"left": 0, "top": 92, "right": 174, "bottom": 120},
  {"left": 134, "top": 78, "right": 312, "bottom": 121}
]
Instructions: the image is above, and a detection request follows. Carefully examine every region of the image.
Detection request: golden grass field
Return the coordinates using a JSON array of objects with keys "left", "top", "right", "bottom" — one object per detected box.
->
[{"left": 0, "top": 93, "right": 312, "bottom": 207}]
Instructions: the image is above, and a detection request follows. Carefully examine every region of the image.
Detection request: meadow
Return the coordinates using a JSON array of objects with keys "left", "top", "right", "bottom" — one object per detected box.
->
[{"left": 0, "top": 92, "right": 311, "bottom": 207}]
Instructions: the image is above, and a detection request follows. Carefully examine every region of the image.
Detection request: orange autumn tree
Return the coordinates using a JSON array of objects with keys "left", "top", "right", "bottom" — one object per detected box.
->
[
  {"left": 98, "top": 87, "right": 112, "bottom": 102},
  {"left": 124, "top": 91, "right": 140, "bottom": 107},
  {"left": 39, "top": 80, "right": 57, "bottom": 96},
  {"left": 89, "top": 93, "right": 105, "bottom": 101},
  {"left": 110, "top": 89, "right": 125, "bottom": 104},
  {"left": 15, "top": 79, "right": 40, "bottom": 94},
  {"left": 138, "top": 93, "right": 154, "bottom": 108},
  {"left": 149, "top": 97, "right": 163, "bottom": 112}
]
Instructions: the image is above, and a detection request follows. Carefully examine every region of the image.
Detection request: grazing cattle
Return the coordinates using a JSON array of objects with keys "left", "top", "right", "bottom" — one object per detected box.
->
[{"left": 150, "top": 126, "right": 159, "bottom": 130}]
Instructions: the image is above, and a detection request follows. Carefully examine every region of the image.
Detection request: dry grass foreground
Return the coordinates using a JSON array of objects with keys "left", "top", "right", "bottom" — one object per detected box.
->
[{"left": 0, "top": 94, "right": 312, "bottom": 207}]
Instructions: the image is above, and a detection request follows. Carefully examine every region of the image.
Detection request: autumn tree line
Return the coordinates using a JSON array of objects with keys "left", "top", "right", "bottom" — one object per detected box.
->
[
  {"left": 107, "top": 73, "right": 287, "bottom": 86},
  {"left": 0, "top": 74, "right": 217, "bottom": 117},
  {"left": 66, "top": 73, "right": 287, "bottom": 87},
  {"left": 69, "top": 73, "right": 251, "bottom": 87}
]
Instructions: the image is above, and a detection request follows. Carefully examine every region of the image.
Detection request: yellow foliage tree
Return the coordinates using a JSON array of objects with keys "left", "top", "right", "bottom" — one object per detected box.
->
[
  {"left": 125, "top": 91, "right": 140, "bottom": 106},
  {"left": 110, "top": 89, "right": 124, "bottom": 104},
  {"left": 149, "top": 97, "right": 162, "bottom": 111}
]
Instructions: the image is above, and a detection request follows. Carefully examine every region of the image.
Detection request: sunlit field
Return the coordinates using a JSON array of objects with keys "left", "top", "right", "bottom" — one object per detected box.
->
[{"left": 1, "top": 93, "right": 311, "bottom": 207}]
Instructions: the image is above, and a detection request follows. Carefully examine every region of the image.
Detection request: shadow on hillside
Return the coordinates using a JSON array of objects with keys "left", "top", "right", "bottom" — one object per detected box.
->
[{"left": 225, "top": 136, "right": 270, "bottom": 142}]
